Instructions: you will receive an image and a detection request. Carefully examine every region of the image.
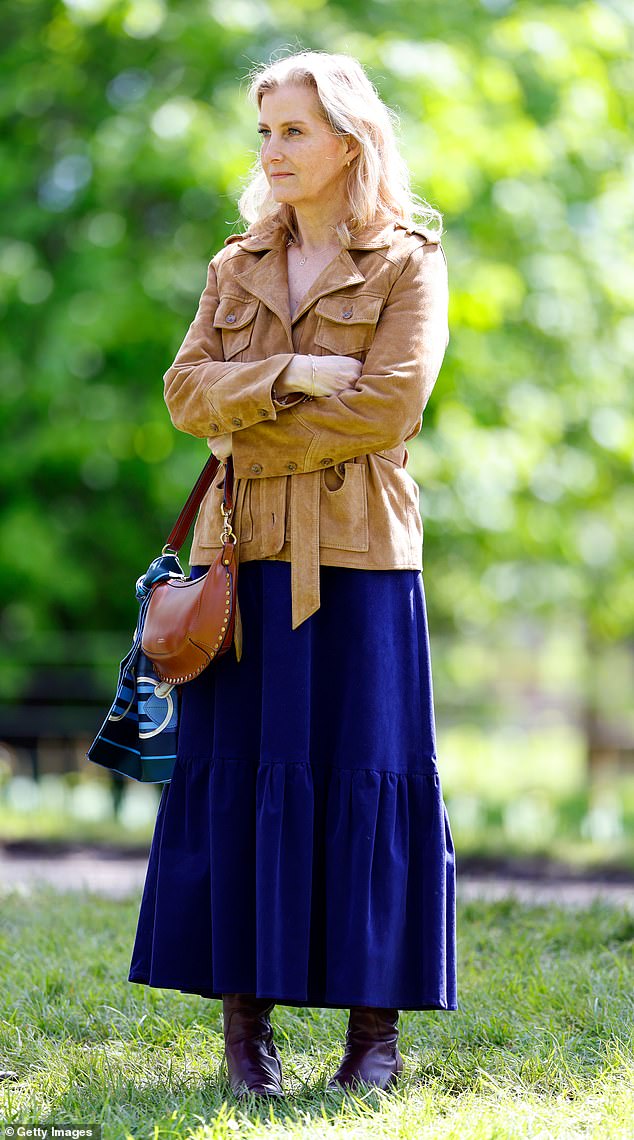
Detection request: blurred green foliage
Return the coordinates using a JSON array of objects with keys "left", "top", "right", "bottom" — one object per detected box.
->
[{"left": 1, "top": 0, "right": 633, "bottom": 696}]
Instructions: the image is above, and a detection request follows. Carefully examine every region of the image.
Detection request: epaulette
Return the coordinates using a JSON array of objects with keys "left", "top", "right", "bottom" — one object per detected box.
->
[
  {"left": 398, "top": 222, "right": 443, "bottom": 244},
  {"left": 223, "top": 232, "right": 248, "bottom": 246},
  {"left": 396, "top": 222, "right": 447, "bottom": 267}
]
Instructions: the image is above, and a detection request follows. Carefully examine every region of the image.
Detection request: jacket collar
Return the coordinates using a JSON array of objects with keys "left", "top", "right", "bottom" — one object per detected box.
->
[
  {"left": 225, "top": 218, "right": 397, "bottom": 337},
  {"left": 229, "top": 216, "right": 399, "bottom": 253}
]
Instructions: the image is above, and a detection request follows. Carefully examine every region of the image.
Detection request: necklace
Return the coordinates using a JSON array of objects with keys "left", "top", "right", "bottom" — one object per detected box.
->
[
  {"left": 288, "top": 237, "right": 308, "bottom": 266},
  {"left": 287, "top": 234, "right": 341, "bottom": 267}
]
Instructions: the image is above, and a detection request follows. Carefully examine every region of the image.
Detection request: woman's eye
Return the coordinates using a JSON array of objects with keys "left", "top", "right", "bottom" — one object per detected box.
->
[{"left": 257, "top": 128, "right": 301, "bottom": 138}]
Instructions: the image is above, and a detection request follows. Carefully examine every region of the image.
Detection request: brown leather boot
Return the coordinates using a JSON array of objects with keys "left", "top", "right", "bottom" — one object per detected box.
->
[
  {"left": 326, "top": 1006, "right": 404, "bottom": 1091},
  {"left": 222, "top": 993, "right": 284, "bottom": 1098}
]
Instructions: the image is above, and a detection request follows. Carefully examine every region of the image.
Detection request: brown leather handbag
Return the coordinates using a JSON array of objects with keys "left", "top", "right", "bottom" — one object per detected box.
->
[{"left": 141, "top": 454, "right": 238, "bottom": 684}]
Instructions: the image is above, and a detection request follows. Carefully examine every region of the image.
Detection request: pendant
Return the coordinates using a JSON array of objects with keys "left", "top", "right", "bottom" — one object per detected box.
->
[{"left": 299, "top": 256, "right": 307, "bottom": 266}]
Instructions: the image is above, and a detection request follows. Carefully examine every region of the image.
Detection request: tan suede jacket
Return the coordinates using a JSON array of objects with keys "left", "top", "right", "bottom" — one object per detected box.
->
[{"left": 163, "top": 215, "right": 450, "bottom": 660}]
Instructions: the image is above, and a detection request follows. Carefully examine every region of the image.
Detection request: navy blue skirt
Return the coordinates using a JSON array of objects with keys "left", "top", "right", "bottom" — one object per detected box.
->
[{"left": 128, "top": 559, "right": 457, "bottom": 1011}]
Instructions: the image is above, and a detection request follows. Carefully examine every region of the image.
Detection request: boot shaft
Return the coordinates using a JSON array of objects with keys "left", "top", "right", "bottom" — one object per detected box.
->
[
  {"left": 346, "top": 1005, "right": 400, "bottom": 1046},
  {"left": 222, "top": 993, "right": 276, "bottom": 1046}
]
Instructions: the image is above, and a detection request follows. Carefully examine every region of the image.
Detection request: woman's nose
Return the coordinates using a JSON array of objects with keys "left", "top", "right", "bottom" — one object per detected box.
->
[{"left": 265, "top": 136, "right": 286, "bottom": 161}]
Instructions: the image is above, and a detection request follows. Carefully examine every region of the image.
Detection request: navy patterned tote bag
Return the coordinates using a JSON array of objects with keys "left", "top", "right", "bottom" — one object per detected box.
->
[{"left": 87, "top": 556, "right": 183, "bottom": 783}]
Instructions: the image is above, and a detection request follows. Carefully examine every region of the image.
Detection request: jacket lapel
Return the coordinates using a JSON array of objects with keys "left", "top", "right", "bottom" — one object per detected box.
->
[
  {"left": 234, "top": 246, "right": 294, "bottom": 344},
  {"left": 230, "top": 219, "right": 398, "bottom": 337}
]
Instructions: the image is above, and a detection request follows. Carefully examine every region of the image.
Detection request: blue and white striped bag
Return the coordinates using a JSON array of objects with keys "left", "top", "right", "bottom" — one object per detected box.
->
[{"left": 87, "top": 553, "right": 184, "bottom": 783}]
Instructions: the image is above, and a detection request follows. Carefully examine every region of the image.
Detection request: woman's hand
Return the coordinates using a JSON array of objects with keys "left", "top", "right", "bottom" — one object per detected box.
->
[
  {"left": 276, "top": 354, "right": 362, "bottom": 400},
  {"left": 207, "top": 432, "right": 233, "bottom": 460},
  {"left": 311, "top": 354, "right": 363, "bottom": 396}
]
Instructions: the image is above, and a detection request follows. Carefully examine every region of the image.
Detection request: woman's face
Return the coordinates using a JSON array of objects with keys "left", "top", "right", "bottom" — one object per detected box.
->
[{"left": 258, "top": 83, "right": 357, "bottom": 214}]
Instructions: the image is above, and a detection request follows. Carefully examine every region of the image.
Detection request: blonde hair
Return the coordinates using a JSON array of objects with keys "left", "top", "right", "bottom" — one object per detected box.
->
[{"left": 236, "top": 49, "right": 443, "bottom": 246}]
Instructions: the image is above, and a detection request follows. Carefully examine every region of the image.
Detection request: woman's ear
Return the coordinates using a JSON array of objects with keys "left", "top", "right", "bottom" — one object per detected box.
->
[{"left": 344, "top": 136, "right": 361, "bottom": 165}]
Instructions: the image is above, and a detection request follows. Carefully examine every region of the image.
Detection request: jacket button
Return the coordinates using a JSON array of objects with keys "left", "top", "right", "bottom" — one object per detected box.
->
[
  {"left": 286, "top": 462, "right": 298, "bottom": 471},
  {"left": 226, "top": 313, "right": 236, "bottom": 323},
  {"left": 320, "top": 457, "right": 334, "bottom": 465},
  {"left": 231, "top": 416, "right": 242, "bottom": 427},
  {"left": 251, "top": 463, "right": 263, "bottom": 474},
  {"left": 210, "top": 423, "right": 219, "bottom": 432},
  {"left": 258, "top": 408, "right": 269, "bottom": 417},
  {"left": 342, "top": 308, "right": 353, "bottom": 318}
]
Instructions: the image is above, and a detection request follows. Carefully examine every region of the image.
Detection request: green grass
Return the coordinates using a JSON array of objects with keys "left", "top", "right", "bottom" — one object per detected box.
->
[{"left": 1, "top": 888, "right": 633, "bottom": 1139}]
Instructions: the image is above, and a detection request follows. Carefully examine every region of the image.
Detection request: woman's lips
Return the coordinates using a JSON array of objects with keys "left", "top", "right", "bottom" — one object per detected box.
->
[{"left": 271, "top": 173, "right": 293, "bottom": 178}]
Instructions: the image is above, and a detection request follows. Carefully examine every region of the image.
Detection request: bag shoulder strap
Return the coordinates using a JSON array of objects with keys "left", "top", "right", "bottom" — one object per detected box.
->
[{"left": 164, "top": 455, "right": 234, "bottom": 553}]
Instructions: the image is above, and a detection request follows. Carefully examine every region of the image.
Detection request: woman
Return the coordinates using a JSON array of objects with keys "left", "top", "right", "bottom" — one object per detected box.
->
[{"left": 128, "top": 49, "right": 457, "bottom": 1098}]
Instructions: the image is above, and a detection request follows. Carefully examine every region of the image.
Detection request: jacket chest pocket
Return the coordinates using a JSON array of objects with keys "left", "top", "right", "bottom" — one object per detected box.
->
[
  {"left": 213, "top": 296, "right": 259, "bottom": 360},
  {"left": 313, "top": 294, "right": 383, "bottom": 355},
  {"left": 319, "top": 461, "right": 369, "bottom": 551}
]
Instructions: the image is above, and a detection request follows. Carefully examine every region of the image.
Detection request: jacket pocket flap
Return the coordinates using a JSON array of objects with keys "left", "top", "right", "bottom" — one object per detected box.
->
[
  {"left": 213, "top": 297, "right": 259, "bottom": 330},
  {"left": 314, "top": 295, "right": 383, "bottom": 325}
]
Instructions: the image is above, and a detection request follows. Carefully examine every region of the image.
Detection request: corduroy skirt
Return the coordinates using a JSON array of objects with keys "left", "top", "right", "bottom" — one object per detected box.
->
[{"left": 128, "top": 558, "right": 457, "bottom": 1011}]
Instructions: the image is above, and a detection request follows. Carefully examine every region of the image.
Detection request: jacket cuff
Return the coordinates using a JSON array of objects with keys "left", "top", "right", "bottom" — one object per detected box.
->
[
  {"left": 205, "top": 354, "right": 296, "bottom": 435},
  {"left": 272, "top": 387, "right": 311, "bottom": 410},
  {"left": 231, "top": 417, "right": 316, "bottom": 478}
]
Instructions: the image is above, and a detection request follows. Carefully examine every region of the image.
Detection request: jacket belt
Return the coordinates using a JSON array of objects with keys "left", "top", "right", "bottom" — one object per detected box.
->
[
  {"left": 231, "top": 469, "right": 321, "bottom": 661},
  {"left": 290, "top": 470, "right": 321, "bottom": 631}
]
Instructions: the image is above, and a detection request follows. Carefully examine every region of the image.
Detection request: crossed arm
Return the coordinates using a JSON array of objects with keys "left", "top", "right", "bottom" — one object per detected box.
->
[{"left": 164, "top": 240, "right": 449, "bottom": 478}]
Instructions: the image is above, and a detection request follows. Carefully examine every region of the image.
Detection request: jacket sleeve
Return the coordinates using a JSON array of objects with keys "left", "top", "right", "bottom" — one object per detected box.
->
[
  {"left": 230, "top": 238, "right": 449, "bottom": 479},
  {"left": 162, "top": 258, "right": 306, "bottom": 437}
]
